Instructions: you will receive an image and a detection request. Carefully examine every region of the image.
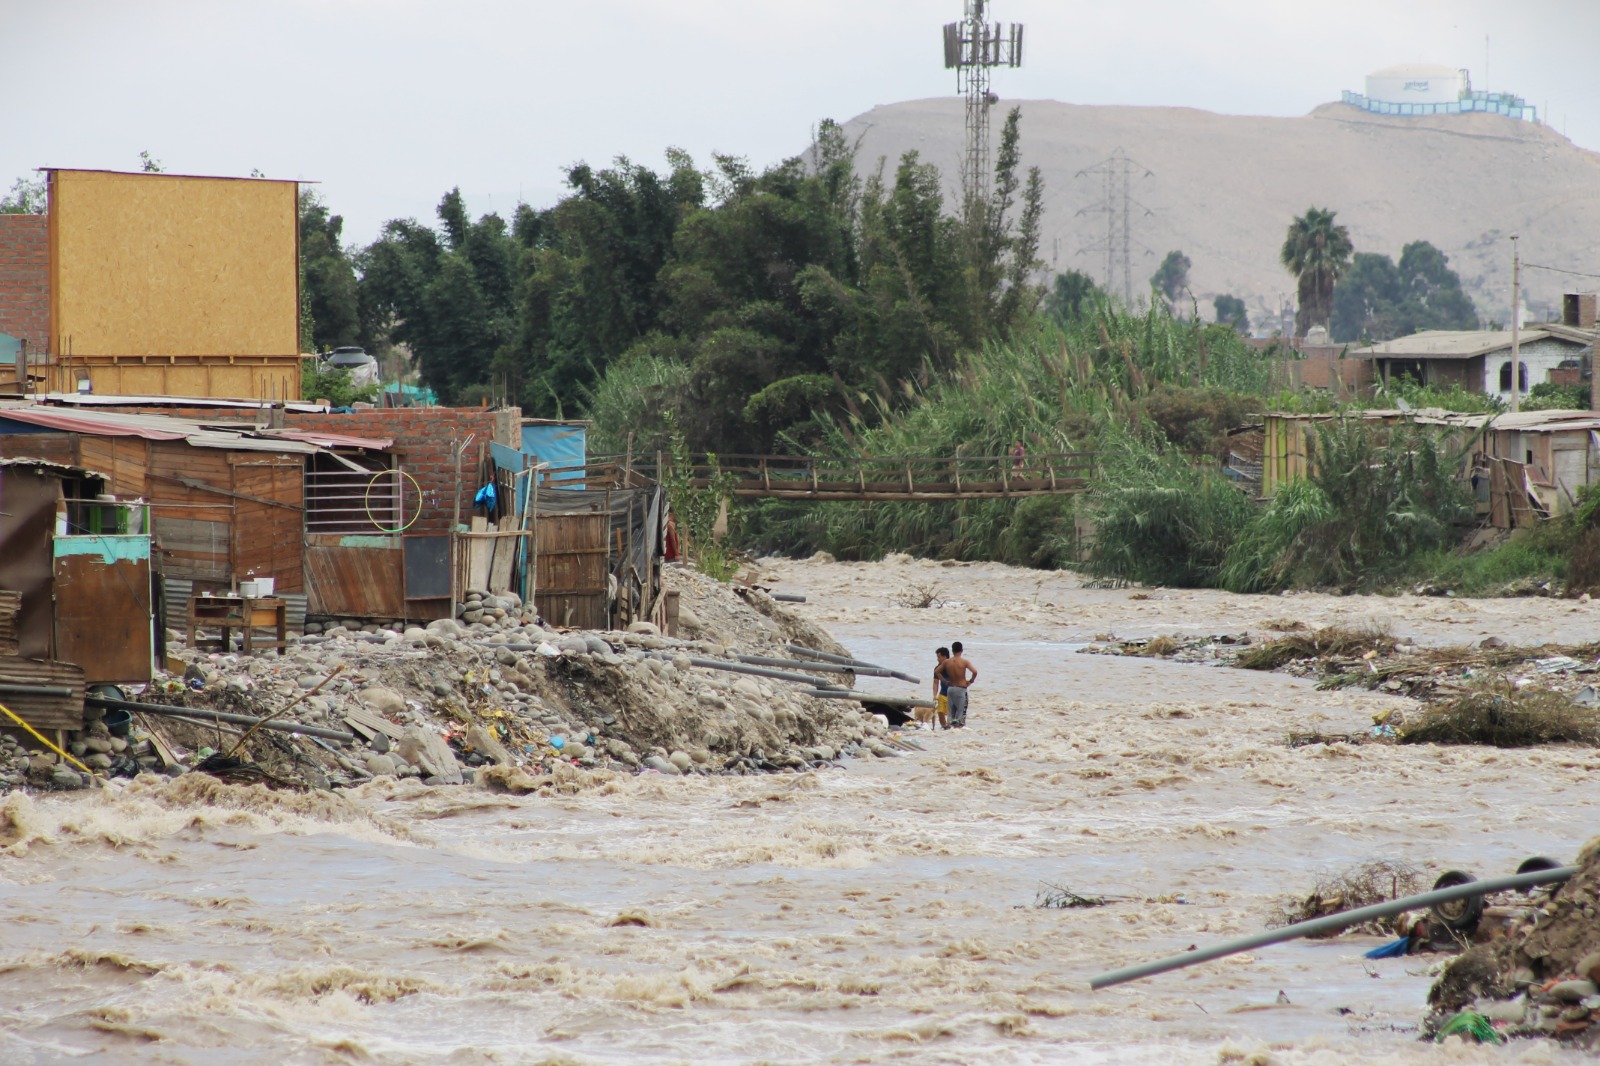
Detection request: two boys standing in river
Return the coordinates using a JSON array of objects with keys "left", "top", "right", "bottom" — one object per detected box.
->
[{"left": 932, "top": 643, "right": 977, "bottom": 729}]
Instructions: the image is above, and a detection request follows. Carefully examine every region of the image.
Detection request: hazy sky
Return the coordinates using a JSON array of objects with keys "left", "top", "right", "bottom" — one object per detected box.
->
[{"left": 9, "top": 0, "right": 1598, "bottom": 246}]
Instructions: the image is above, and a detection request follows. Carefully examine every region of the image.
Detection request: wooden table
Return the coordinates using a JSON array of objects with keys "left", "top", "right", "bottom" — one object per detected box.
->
[{"left": 186, "top": 595, "right": 288, "bottom": 655}]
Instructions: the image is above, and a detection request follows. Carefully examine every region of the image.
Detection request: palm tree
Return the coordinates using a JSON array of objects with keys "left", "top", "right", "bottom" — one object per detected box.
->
[{"left": 1280, "top": 207, "right": 1353, "bottom": 337}]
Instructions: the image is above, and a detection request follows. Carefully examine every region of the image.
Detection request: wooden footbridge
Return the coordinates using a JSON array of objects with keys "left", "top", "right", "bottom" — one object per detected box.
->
[{"left": 583, "top": 452, "right": 1096, "bottom": 502}]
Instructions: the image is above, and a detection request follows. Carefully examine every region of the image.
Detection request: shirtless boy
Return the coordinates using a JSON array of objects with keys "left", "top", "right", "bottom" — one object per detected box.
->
[
  {"left": 931, "top": 647, "right": 951, "bottom": 729},
  {"left": 939, "top": 641, "right": 977, "bottom": 729}
]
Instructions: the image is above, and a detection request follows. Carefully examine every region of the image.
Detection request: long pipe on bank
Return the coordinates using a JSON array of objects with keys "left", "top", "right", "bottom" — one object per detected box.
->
[
  {"left": 86, "top": 697, "right": 359, "bottom": 744},
  {"left": 800, "top": 689, "right": 936, "bottom": 709},
  {"left": 1089, "top": 866, "right": 1578, "bottom": 991},
  {"left": 642, "top": 653, "right": 835, "bottom": 688},
  {"left": 784, "top": 645, "right": 921, "bottom": 683}
]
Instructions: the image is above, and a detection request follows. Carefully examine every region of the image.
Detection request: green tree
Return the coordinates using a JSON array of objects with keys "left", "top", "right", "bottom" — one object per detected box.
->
[
  {"left": 1, "top": 175, "right": 45, "bottom": 215},
  {"left": 1330, "top": 251, "right": 1401, "bottom": 342},
  {"left": 1396, "top": 240, "right": 1479, "bottom": 332},
  {"left": 1330, "top": 241, "right": 1478, "bottom": 343},
  {"left": 138, "top": 150, "right": 165, "bottom": 173},
  {"left": 1281, "top": 207, "right": 1353, "bottom": 336},
  {"left": 301, "top": 361, "right": 379, "bottom": 407},
  {"left": 1213, "top": 294, "right": 1249, "bottom": 333},
  {"left": 357, "top": 190, "right": 520, "bottom": 402},
  {"left": 1046, "top": 270, "right": 1101, "bottom": 323},
  {"left": 1151, "top": 250, "right": 1191, "bottom": 308},
  {"left": 499, "top": 151, "right": 705, "bottom": 413},
  {"left": 298, "top": 191, "right": 361, "bottom": 350}
]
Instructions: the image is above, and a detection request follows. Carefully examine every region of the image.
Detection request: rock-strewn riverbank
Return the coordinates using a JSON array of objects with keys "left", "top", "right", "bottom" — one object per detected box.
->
[{"left": 7, "top": 566, "right": 902, "bottom": 793}]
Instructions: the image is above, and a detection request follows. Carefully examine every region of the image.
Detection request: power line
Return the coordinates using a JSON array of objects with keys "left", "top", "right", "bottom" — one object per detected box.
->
[{"left": 1522, "top": 262, "right": 1600, "bottom": 280}]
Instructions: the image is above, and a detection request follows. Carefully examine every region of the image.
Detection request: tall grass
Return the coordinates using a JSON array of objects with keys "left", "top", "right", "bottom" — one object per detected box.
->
[
  {"left": 579, "top": 354, "right": 690, "bottom": 456},
  {"left": 1086, "top": 430, "right": 1251, "bottom": 586},
  {"left": 743, "top": 304, "right": 1276, "bottom": 562}
]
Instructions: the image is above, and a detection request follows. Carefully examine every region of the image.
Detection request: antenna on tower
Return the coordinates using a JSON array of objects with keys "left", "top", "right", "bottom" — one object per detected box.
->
[{"left": 943, "top": 1, "right": 1023, "bottom": 209}]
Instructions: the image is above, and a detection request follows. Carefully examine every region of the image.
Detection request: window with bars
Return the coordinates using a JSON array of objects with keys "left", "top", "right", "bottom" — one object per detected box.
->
[{"left": 303, "top": 453, "right": 405, "bottom": 534}]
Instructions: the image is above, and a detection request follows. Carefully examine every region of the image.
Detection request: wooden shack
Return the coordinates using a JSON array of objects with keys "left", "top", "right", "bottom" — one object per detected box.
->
[
  {"left": 0, "top": 405, "right": 397, "bottom": 625},
  {"left": 0, "top": 458, "right": 153, "bottom": 735}
]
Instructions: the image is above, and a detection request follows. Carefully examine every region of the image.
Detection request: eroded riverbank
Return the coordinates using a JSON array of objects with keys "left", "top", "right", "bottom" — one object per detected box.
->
[{"left": 3, "top": 557, "right": 1597, "bottom": 1064}]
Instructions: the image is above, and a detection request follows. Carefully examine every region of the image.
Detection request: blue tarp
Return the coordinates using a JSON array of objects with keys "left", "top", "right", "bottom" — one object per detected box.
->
[{"left": 520, "top": 423, "right": 587, "bottom": 488}]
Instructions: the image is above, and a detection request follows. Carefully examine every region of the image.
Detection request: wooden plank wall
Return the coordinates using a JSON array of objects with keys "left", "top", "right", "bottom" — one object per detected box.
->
[
  {"left": 304, "top": 535, "right": 405, "bottom": 619},
  {"left": 0, "top": 655, "right": 85, "bottom": 732},
  {"left": 49, "top": 170, "right": 299, "bottom": 358},
  {"left": 231, "top": 457, "right": 304, "bottom": 593},
  {"left": 534, "top": 514, "right": 608, "bottom": 630},
  {"left": 146, "top": 441, "right": 233, "bottom": 584},
  {"left": 53, "top": 552, "right": 152, "bottom": 684}
]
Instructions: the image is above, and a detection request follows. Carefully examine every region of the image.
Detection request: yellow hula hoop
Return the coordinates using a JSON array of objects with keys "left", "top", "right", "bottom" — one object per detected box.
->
[{"left": 363, "top": 469, "right": 424, "bottom": 534}]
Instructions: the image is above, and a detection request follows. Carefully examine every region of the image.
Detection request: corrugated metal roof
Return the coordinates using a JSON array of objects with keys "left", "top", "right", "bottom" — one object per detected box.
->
[
  {"left": 1262, "top": 408, "right": 1600, "bottom": 433},
  {"left": 41, "top": 392, "right": 331, "bottom": 414},
  {"left": 0, "top": 456, "right": 109, "bottom": 482},
  {"left": 0, "top": 404, "right": 322, "bottom": 454},
  {"left": 1350, "top": 330, "right": 1569, "bottom": 360},
  {"left": 267, "top": 428, "right": 394, "bottom": 450}
]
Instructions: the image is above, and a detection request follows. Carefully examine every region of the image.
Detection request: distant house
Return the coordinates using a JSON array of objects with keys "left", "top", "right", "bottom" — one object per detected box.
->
[{"left": 1352, "top": 329, "right": 1590, "bottom": 402}]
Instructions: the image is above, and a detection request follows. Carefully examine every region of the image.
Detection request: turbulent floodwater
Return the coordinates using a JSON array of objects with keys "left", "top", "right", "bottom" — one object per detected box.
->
[{"left": 4, "top": 557, "right": 1598, "bottom": 1065}]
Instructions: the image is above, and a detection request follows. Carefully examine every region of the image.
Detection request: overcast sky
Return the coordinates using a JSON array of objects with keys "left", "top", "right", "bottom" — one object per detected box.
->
[{"left": 9, "top": 0, "right": 1598, "bottom": 247}]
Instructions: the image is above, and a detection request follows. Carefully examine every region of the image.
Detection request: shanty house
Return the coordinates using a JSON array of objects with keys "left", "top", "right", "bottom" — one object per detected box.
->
[
  {"left": 1354, "top": 329, "right": 1590, "bottom": 403},
  {"left": 1255, "top": 407, "right": 1600, "bottom": 530},
  {"left": 0, "top": 458, "right": 156, "bottom": 735},
  {"left": 0, "top": 405, "right": 396, "bottom": 626}
]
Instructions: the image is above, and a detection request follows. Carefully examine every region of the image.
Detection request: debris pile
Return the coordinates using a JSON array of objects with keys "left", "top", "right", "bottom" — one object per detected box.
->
[
  {"left": 1083, "top": 626, "right": 1600, "bottom": 749},
  {"left": 1428, "top": 839, "right": 1600, "bottom": 1047},
  {"left": 4, "top": 568, "right": 910, "bottom": 793},
  {"left": 1268, "top": 860, "right": 1426, "bottom": 938}
]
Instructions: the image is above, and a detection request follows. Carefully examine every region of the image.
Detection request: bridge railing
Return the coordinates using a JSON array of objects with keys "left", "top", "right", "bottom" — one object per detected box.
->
[{"left": 573, "top": 452, "right": 1099, "bottom": 499}]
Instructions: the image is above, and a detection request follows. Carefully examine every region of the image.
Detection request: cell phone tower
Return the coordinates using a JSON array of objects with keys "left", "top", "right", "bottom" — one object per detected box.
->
[{"left": 942, "top": 1, "right": 1024, "bottom": 209}]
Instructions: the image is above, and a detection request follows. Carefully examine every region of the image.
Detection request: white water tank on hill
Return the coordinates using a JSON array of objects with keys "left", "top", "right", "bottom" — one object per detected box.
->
[{"left": 1364, "top": 64, "right": 1466, "bottom": 105}]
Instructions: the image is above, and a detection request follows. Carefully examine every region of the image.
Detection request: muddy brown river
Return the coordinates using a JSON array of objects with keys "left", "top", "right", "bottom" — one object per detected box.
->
[{"left": 2, "top": 557, "right": 1596, "bottom": 1064}]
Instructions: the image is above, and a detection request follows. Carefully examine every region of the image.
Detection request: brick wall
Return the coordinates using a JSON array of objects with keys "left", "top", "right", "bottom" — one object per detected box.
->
[
  {"left": 283, "top": 407, "right": 520, "bottom": 535},
  {"left": 0, "top": 214, "right": 49, "bottom": 355}
]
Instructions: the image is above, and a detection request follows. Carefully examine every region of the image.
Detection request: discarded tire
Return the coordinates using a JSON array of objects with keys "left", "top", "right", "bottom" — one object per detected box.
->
[
  {"left": 1514, "top": 855, "right": 1562, "bottom": 892},
  {"left": 1429, "top": 870, "right": 1484, "bottom": 933}
]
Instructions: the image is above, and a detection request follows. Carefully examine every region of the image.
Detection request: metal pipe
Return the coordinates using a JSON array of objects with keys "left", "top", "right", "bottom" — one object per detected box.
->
[
  {"left": 733, "top": 654, "right": 910, "bottom": 683},
  {"left": 771, "top": 592, "right": 807, "bottom": 603},
  {"left": 86, "top": 697, "right": 358, "bottom": 744},
  {"left": 785, "top": 644, "right": 921, "bottom": 683},
  {"left": 647, "top": 653, "right": 832, "bottom": 688},
  {"left": 737, "top": 654, "right": 854, "bottom": 674},
  {"left": 0, "top": 682, "right": 76, "bottom": 698},
  {"left": 1089, "top": 866, "right": 1578, "bottom": 991},
  {"left": 800, "top": 689, "right": 935, "bottom": 708}
]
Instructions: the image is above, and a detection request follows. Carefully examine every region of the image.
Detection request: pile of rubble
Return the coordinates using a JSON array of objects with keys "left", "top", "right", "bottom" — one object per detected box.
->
[
  {"left": 1428, "top": 839, "right": 1600, "bottom": 1048},
  {"left": 6, "top": 568, "right": 910, "bottom": 793}
]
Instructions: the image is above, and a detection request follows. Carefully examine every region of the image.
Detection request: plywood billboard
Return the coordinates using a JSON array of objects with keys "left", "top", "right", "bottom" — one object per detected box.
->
[{"left": 49, "top": 170, "right": 299, "bottom": 359}]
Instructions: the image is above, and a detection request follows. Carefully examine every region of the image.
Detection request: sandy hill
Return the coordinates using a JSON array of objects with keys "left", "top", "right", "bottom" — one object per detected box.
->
[{"left": 839, "top": 99, "right": 1600, "bottom": 329}]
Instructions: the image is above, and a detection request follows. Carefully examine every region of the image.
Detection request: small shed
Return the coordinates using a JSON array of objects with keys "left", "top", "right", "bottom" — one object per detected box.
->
[
  {"left": 533, "top": 484, "right": 665, "bottom": 631},
  {"left": 1476, "top": 410, "right": 1600, "bottom": 527}
]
